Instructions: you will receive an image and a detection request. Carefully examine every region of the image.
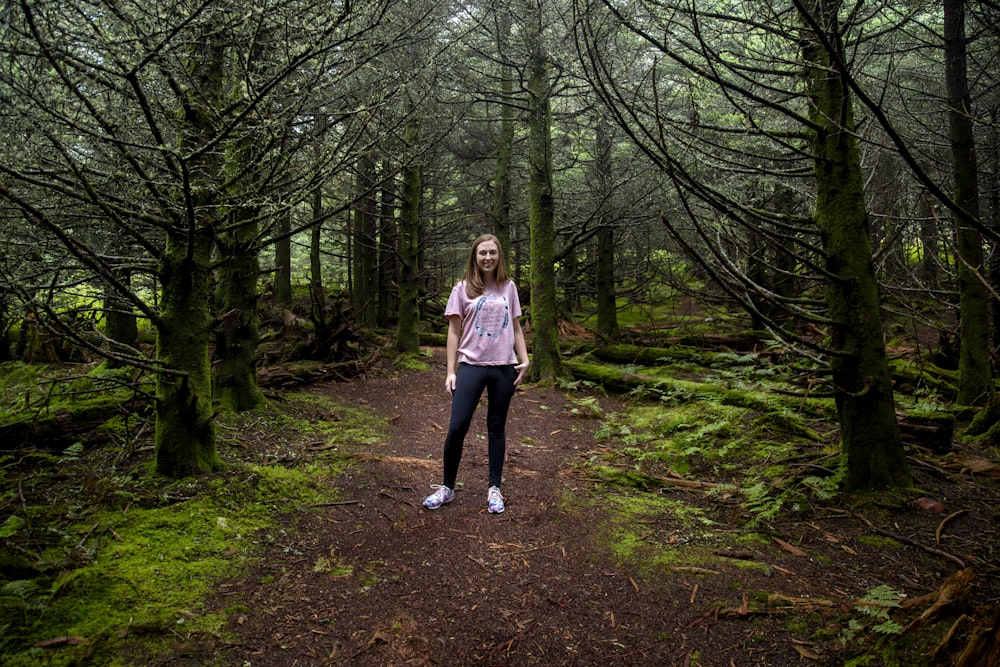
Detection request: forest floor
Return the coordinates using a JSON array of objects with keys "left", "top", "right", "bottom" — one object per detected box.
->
[{"left": 146, "top": 346, "right": 1000, "bottom": 667}]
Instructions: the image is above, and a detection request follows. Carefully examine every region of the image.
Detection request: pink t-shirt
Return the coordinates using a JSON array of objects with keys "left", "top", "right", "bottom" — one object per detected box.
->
[{"left": 445, "top": 280, "right": 522, "bottom": 366}]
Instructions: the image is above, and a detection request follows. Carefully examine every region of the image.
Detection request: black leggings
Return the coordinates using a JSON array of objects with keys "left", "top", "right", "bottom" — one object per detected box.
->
[{"left": 441, "top": 362, "right": 517, "bottom": 490}]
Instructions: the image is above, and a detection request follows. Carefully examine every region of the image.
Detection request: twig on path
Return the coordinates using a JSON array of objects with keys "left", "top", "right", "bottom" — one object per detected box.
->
[
  {"left": 854, "top": 513, "right": 966, "bottom": 568},
  {"left": 507, "top": 537, "right": 579, "bottom": 556},
  {"left": 379, "top": 489, "right": 417, "bottom": 508},
  {"left": 936, "top": 509, "right": 970, "bottom": 545},
  {"left": 307, "top": 500, "right": 361, "bottom": 508},
  {"left": 467, "top": 554, "right": 490, "bottom": 570},
  {"left": 611, "top": 639, "right": 671, "bottom": 662},
  {"left": 488, "top": 619, "right": 539, "bottom": 661}
]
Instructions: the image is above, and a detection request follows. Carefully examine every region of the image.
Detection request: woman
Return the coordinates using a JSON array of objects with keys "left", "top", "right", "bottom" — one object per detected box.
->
[{"left": 423, "top": 234, "right": 530, "bottom": 513}]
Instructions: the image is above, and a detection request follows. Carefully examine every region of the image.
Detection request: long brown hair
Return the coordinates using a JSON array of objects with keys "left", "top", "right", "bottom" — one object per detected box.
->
[{"left": 462, "top": 234, "right": 510, "bottom": 298}]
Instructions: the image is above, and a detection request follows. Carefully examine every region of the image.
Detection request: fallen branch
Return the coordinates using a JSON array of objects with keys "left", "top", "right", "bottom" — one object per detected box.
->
[
  {"left": 855, "top": 514, "right": 966, "bottom": 568},
  {"left": 307, "top": 500, "right": 361, "bottom": 507},
  {"left": 936, "top": 509, "right": 970, "bottom": 545},
  {"left": 670, "top": 566, "right": 720, "bottom": 575}
]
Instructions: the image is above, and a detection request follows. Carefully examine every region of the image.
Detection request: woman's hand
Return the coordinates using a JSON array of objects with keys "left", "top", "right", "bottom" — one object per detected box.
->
[
  {"left": 445, "top": 372, "right": 457, "bottom": 395},
  {"left": 514, "top": 361, "right": 529, "bottom": 386}
]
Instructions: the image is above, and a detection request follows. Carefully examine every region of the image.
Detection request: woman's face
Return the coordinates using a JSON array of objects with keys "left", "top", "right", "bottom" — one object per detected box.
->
[{"left": 476, "top": 240, "right": 500, "bottom": 277}]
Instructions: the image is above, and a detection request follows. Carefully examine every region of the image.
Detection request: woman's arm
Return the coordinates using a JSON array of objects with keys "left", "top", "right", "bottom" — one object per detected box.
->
[
  {"left": 511, "top": 317, "right": 529, "bottom": 386},
  {"left": 445, "top": 314, "right": 462, "bottom": 394}
]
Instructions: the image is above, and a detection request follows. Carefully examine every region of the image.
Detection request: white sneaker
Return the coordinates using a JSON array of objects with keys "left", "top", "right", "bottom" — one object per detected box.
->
[
  {"left": 423, "top": 485, "right": 454, "bottom": 509},
  {"left": 487, "top": 486, "right": 505, "bottom": 514}
]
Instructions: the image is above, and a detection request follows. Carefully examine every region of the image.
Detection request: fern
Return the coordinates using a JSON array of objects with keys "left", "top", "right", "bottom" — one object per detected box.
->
[
  {"left": 0, "top": 514, "right": 25, "bottom": 538},
  {"left": 0, "top": 580, "right": 46, "bottom": 623},
  {"left": 743, "top": 481, "right": 784, "bottom": 525},
  {"left": 59, "top": 442, "right": 85, "bottom": 462},
  {"left": 841, "top": 584, "right": 905, "bottom": 642},
  {"left": 569, "top": 396, "right": 604, "bottom": 419}
]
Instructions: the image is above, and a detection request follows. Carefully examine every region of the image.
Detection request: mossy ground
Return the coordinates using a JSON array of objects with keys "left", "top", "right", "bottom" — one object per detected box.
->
[{"left": 0, "top": 389, "right": 382, "bottom": 666}]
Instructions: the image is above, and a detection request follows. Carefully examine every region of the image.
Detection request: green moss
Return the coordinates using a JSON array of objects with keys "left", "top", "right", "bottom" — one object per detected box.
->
[
  {"left": 394, "top": 352, "right": 431, "bottom": 372},
  {"left": 858, "top": 535, "right": 902, "bottom": 549},
  {"left": 785, "top": 618, "right": 810, "bottom": 634},
  {"left": 583, "top": 491, "right": 721, "bottom": 573},
  {"left": 282, "top": 392, "right": 386, "bottom": 446},
  {"left": 0, "top": 387, "right": 384, "bottom": 665},
  {"left": 1, "top": 495, "right": 262, "bottom": 666},
  {"left": 735, "top": 533, "right": 770, "bottom": 546}
]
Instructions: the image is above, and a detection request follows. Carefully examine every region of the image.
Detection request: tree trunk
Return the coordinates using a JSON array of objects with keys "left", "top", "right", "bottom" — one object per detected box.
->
[
  {"left": 492, "top": 5, "right": 515, "bottom": 259},
  {"left": 989, "top": 109, "right": 1000, "bottom": 344},
  {"left": 274, "top": 208, "right": 292, "bottom": 307},
  {"left": 352, "top": 152, "right": 378, "bottom": 328},
  {"left": 0, "top": 296, "right": 13, "bottom": 362},
  {"left": 378, "top": 163, "right": 397, "bottom": 329},
  {"left": 103, "top": 268, "right": 138, "bottom": 368},
  {"left": 918, "top": 191, "right": 942, "bottom": 289},
  {"left": 800, "top": 0, "right": 910, "bottom": 490},
  {"left": 593, "top": 116, "right": 618, "bottom": 340},
  {"left": 308, "top": 113, "right": 328, "bottom": 326},
  {"left": 596, "top": 225, "right": 618, "bottom": 340},
  {"left": 944, "top": 0, "right": 992, "bottom": 406},
  {"left": 396, "top": 118, "right": 422, "bottom": 355},
  {"left": 526, "top": 21, "right": 564, "bottom": 383},
  {"left": 153, "top": 28, "right": 225, "bottom": 477},
  {"left": 214, "top": 208, "right": 264, "bottom": 412},
  {"left": 309, "top": 191, "right": 325, "bottom": 326},
  {"left": 155, "top": 230, "right": 220, "bottom": 476}
]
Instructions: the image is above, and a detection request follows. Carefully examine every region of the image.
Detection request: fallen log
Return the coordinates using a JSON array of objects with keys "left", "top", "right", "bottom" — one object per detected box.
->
[
  {"left": 564, "top": 358, "right": 830, "bottom": 419},
  {"left": 257, "top": 352, "right": 377, "bottom": 389},
  {"left": 0, "top": 398, "right": 149, "bottom": 451}
]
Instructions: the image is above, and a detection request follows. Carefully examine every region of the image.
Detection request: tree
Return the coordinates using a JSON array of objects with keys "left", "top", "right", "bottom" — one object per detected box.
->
[
  {"left": 798, "top": 0, "right": 910, "bottom": 489},
  {"left": 592, "top": 115, "right": 620, "bottom": 340},
  {"left": 0, "top": 0, "right": 416, "bottom": 476},
  {"left": 397, "top": 116, "right": 423, "bottom": 355},
  {"left": 575, "top": 0, "right": 912, "bottom": 489},
  {"left": 523, "top": 0, "right": 565, "bottom": 383},
  {"left": 944, "top": 0, "right": 992, "bottom": 406}
]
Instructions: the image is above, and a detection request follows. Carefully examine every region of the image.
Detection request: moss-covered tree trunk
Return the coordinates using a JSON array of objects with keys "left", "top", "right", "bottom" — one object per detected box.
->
[
  {"left": 213, "top": 19, "right": 271, "bottom": 412},
  {"left": 214, "top": 207, "right": 264, "bottom": 412},
  {"left": 944, "top": 0, "right": 992, "bottom": 406},
  {"left": 274, "top": 209, "right": 292, "bottom": 307},
  {"left": 152, "top": 28, "right": 225, "bottom": 477},
  {"left": 594, "top": 116, "right": 619, "bottom": 340},
  {"left": 0, "top": 296, "right": 14, "bottom": 362},
  {"left": 396, "top": 118, "right": 422, "bottom": 355},
  {"left": 525, "top": 23, "right": 564, "bottom": 383},
  {"left": 800, "top": 0, "right": 909, "bottom": 490},
  {"left": 309, "top": 188, "right": 325, "bottom": 326},
  {"left": 156, "top": 230, "right": 220, "bottom": 476}
]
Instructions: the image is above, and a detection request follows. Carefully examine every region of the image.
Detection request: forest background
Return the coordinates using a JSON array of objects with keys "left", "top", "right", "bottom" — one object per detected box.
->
[{"left": 1, "top": 0, "right": 999, "bottom": 665}]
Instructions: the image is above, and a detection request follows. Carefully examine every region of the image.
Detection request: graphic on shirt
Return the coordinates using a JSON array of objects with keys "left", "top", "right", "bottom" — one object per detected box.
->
[{"left": 474, "top": 295, "right": 509, "bottom": 338}]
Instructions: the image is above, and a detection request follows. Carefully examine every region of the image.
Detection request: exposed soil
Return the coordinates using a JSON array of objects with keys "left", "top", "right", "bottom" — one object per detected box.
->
[{"left": 171, "top": 348, "right": 997, "bottom": 666}]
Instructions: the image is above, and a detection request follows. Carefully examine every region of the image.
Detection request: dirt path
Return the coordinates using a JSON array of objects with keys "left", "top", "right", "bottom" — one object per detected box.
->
[{"left": 203, "top": 350, "right": 822, "bottom": 665}]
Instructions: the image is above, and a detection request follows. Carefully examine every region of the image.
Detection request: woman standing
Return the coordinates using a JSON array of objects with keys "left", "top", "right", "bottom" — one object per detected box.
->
[{"left": 423, "top": 234, "right": 530, "bottom": 513}]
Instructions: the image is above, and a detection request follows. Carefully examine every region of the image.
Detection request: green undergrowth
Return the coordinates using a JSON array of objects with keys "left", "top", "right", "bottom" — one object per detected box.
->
[
  {"left": 569, "top": 339, "right": 974, "bottom": 666},
  {"left": 0, "top": 389, "right": 382, "bottom": 666},
  {"left": 575, "top": 345, "right": 847, "bottom": 563},
  {"left": 0, "top": 362, "right": 152, "bottom": 441}
]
